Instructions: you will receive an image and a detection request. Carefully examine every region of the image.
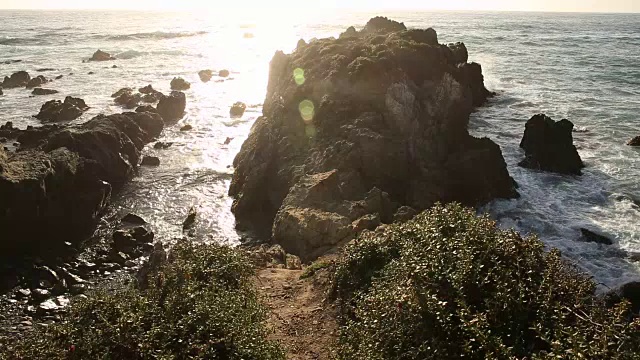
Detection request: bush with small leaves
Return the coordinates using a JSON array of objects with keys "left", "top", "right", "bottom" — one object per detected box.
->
[
  {"left": 5, "top": 240, "right": 284, "bottom": 360},
  {"left": 332, "top": 203, "right": 640, "bottom": 360}
]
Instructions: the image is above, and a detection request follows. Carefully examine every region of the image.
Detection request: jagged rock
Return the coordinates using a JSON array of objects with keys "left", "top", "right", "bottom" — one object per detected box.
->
[
  {"left": 55, "top": 75, "right": 63, "bottom": 80},
  {"left": 141, "top": 156, "right": 160, "bottom": 166},
  {"left": 108, "top": 251, "right": 129, "bottom": 265},
  {"left": 339, "top": 26, "right": 357, "bottom": 39},
  {"left": 0, "top": 88, "right": 3, "bottom": 96},
  {"left": 519, "top": 114, "right": 585, "bottom": 175},
  {"left": 2, "top": 71, "right": 31, "bottom": 88},
  {"left": 182, "top": 207, "right": 197, "bottom": 230},
  {"left": 26, "top": 75, "right": 48, "bottom": 88},
  {"left": 32, "top": 88, "right": 59, "bottom": 95},
  {"left": 111, "top": 87, "right": 133, "bottom": 98},
  {"left": 139, "top": 85, "right": 155, "bottom": 94},
  {"left": 218, "top": 69, "right": 230, "bottom": 77},
  {"left": 230, "top": 102, "right": 246, "bottom": 117},
  {"left": 115, "top": 91, "right": 142, "bottom": 109},
  {"left": 31, "top": 289, "right": 50, "bottom": 302},
  {"left": 0, "top": 112, "right": 164, "bottom": 256},
  {"left": 628, "top": 136, "right": 640, "bottom": 146},
  {"left": 198, "top": 70, "right": 213, "bottom": 82},
  {"left": 89, "top": 50, "right": 116, "bottom": 61},
  {"left": 229, "top": 19, "right": 517, "bottom": 261},
  {"left": 121, "top": 213, "right": 147, "bottom": 225},
  {"left": 170, "top": 77, "right": 190, "bottom": 91},
  {"left": 179, "top": 124, "right": 192, "bottom": 131},
  {"left": 156, "top": 91, "right": 186, "bottom": 121},
  {"left": 141, "top": 91, "right": 164, "bottom": 103},
  {"left": 448, "top": 42, "right": 469, "bottom": 64},
  {"left": 35, "top": 96, "right": 89, "bottom": 122},
  {"left": 135, "top": 105, "right": 158, "bottom": 113},
  {"left": 580, "top": 228, "right": 613, "bottom": 245},
  {"left": 153, "top": 141, "right": 173, "bottom": 149},
  {"left": 393, "top": 206, "right": 418, "bottom": 223}
]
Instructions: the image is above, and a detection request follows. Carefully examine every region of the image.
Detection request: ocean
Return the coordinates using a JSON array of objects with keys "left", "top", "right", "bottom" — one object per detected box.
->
[{"left": 1, "top": 10, "right": 639, "bottom": 288}]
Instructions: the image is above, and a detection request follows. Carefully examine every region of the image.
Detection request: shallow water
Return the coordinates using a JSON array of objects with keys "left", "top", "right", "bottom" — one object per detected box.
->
[{"left": 1, "top": 10, "right": 639, "bottom": 287}]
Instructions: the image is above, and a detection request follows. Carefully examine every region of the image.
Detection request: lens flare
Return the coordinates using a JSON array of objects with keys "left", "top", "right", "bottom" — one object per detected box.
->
[
  {"left": 299, "top": 99, "right": 314, "bottom": 122},
  {"left": 293, "top": 68, "right": 305, "bottom": 85}
]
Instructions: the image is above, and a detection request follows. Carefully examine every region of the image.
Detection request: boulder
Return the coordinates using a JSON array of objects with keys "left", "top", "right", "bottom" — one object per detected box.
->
[
  {"left": 519, "top": 114, "right": 585, "bottom": 175},
  {"left": 170, "top": 77, "right": 190, "bottom": 91},
  {"left": 198, "top": 70, "right": 213, "bottom": 82},
  {"left": 32, "top": 88, "right": 59, "bottom": 96},
  {"left": 25, "top": 75, "right": 48, "bottom": 89},
  {"left": 0, "top": 111, "right": 164, "bottom": 256},
  {"left": 55, "top": 75, "right": 64, "bottom": 80},
  {"left": 89, "top": 50, "right": 116, "bottom": 61},
  {"left": 2, "top": 71, "right": 31, "bottom": 88},
  {"left": 35, "top": 96, "right": 89, "bottom": 122},
  {"left": 229, "top": 19, "right": 517, "bottom": 261},
  {"left": 139, "top": 85, "right": 155, "bottom": 94},
  {"left": 114, "top": 90, "right": 142, "bottom": 109},
  {"left": 628, "top": 136, "right": 640, "bottom": 146},
  {"left": 141, "top": 156, "right": 160, "bottom": 166},
  {"left": 580, "top": 228, "right": 613, "bottom": 245},
  {"left": 230, "top": 102, "right": 247, "bottom": 117},
  {"left": 111, "top": 87, "right": 133, "bottom": 98},
  {"left": 156, "top": 91, "right": 186, "bottom": 121},
  {"left": 218, "top": 69, "right": 230, "bottom": 77}
]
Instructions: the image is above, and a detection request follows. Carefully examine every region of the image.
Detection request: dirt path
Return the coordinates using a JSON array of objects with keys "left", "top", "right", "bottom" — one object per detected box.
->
[{"left": 257, "top": 265, "right": 338, "bottom": 360}]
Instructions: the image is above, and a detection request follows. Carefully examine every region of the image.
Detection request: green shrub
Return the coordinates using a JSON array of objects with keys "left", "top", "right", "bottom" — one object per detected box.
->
[
  {"left": 5, "top": 240, "right": 284, "bottom": 360},
  {"left": 300, "top": 261, "right": 332, "bottom": 280},
  {"left": 333, "top": 203, "right": 640, "bottom": 360}
]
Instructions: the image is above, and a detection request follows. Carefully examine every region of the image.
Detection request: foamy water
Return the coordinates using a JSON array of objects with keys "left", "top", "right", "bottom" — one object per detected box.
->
[{"left": 1, "top": 10, "right": 639, "bottom": 287}]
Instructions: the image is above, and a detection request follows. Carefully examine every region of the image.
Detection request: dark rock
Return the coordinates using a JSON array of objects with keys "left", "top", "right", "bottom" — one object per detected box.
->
[
  {"left": 218, "top": 69, "right": 230, "bottom": 77},
  {"left": 448, "top": 42, "right": 469, "bottom": 64},
  {"left": 55, "top": 75, "right": 63, "bottom": 80},
  {"left": 170, "top": 77, "right": 190, "bottom": 91},
  {"left": 121, "top": 213, "right": 147, "bottom": 225},
  {"left": 141, "top": 91, "right": 164, "bottom": 104},
  {"left": 153, "top": 141, "right": 173, "bottom": 149},
  {"left": 0, "top": 88, "right": 3, "bottom": 96},
  {"left": 141, "top": 156, "right": 160, "bottom": 166},
  {"left": 230, "top": 102, "right": 247, "bottom": 117},
  {"left": 112, "top": 65, "right": 118, "bottom": 68},
  {"left": 229, "top": 18, "right": 517, "bottom": 261},
  {"left": 130, "top": 226, "right": 154, "bottom": 244},
  {"left": 0, "top": 112, "right": 164, "bottom": 256},
  {"left": 88, "top": 72, "right": 95, "bottom": 75},
  {"left": 606, "top": 282, "right": 640, "bottom": 313},
  {"left": 339, "top": 26, "right": 357, "bottom": 39},
  {"left": 16, "top": 288, "right": 31, "bottom": 298},
  {"left": 34, "top": 96, "right": 89, "bottom": 122},
  {"left": 89, "top": 50, "right": 116, "bottom": 61},
  {"left": 26, "top": 75, "right": 48, "bottom": 89},
  {"left": 580, "top": 228, "right": 613, "bottom": 245},
  {"left": 393, "top": 206, "right": 418, "bottom": 223},
  {"left": 628, "top": 136, "right": 640, "bottom": 146},
  {"left": 136, "top": 242, "right": 167, "bottom": 289},
  {"left": 135, "top": 105, "right": 158, "bottom": 114},
  {"left": 31, "top": 88, "right": 59, "bottom": 96},
  {"left": 113, "top": 230, "right": 137, "bottom": 252},
  {"left": 31, "top": 289, "right": 50, "bottom": 302},
  {"left": 108, "top": 251, "right": 129, "bottom": 265},
  {"left": 139, "top": 85, "right": 155, "bottom": 94},
  {"left": 2, "top": 71, "right": 31, "bottom": 88},
  {"left": 156, "top": 91, "right": 186, "bottom": 122},
  {"left": 183, "top": 207, "right": 197, "bottom": 230},
  {"left": 111, "top": 87, "right": 133, "bottom": 98},
  {"left": 36, "top": 68, "right": 55, "bottom": 72},
  {"left": 0, "top": 121, "right": 14, "bottom": 131},
  {"left": 518, "top": 114, "right": 585, "bottom": 175},
  {"left": 34, "top": 265, "right": 61, "bottom": 285},
  {"left": 4, "top": 60, "right": 22, "bottom": 64},
  {"left": 179, "top": 124, "right": 192, "bottom": 131},
  {"left": 114, "top": 90, "right": 142, "bottom": 109},
  {"left": 198, "top": 70, "right": 213, "bottom": 82}
]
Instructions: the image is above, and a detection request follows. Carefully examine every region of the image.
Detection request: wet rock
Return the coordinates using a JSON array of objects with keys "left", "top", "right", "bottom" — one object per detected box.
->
[
  {"left": 198, "top": 69, "right": 213, "bottom": 82},
  {"left": 130, "top": 226, "right": 154, "bottom": 244},
  {"left": 182, "top": 207, "right": 197, "bottom": 230},
  {"left": 606, "top": 281, "right": 640, "bottom": 313},
  {"left": 230, "top": 19, "right": 517, "bottom": 261},
  {"left": 113, "top": 230, "right": 137, "bottom": 252},
  {"left": 218, "top": 69, "right": 230, "bottom": 77},
  {"left": 519, "top": 114, "right": 584, "bottom": 175},
  {"left": 114, "top": 90, "right": 142, "bottom": 109},
  {"left": 31, "top": 88, "right": 59, "bottom": 95},
  {"left": 179, "top": 124, "right": 192, "bottom": 131},
  {"left": 156, "top": 91, "right": 186, "bottom": 121},
  {"left": 170, "top": 77, "right": 190, "bottom": 91},
  {"left": 2, "top": 71, "right": 31, "bottom": 88},
  {"left": 89, "top": 49, "right": 116, "bottom": 61},
  {"left": 628, "top": 136, "right": 640, "bottom": 146},
  {"left": 111, "top": 87, "right": 133, "bottom": 98},
  {"left": 153, "top": 141, "right": 173, "bottom": 149},
  {"left": 139, "top": 84, "right": 155, "bottom": 94},
  {"left": 31, "top": 289, "right": 50, "bottom": 302},
  {"left": 108, "top": 251, "right": 129, "bottom": 265},
  {"left": 136, "top": 105, "right": 158, "bottom": 113},
  {"left": 26, "top": 75, "right": 48, "bottom": 88},
  {"left": 88, "top": 72, "right": 95, "bottom": 75},
  {"left": 0, "top": 112, "right": 164, "bottom": 256},
  {"left": 36, "top": 68, "right": 55, "bottom": 72},
  {"left": 34, "top": 96, "right": 89, "bottom": 122},
  {"left": 4, "top": 60, "right": 22, "bottom": 64},
  {"left": 230, "top": 102, "right": 247, "bottom": 117},
  {"left": 55, "top": 75, "right": 64, "bottom": 80},
  {"left": 121, "top": 213, "right": 147, "bottom": 225},
  {"left": 141, "top": 156, "right": 160, "bottom": 166},
  {"left": 580, "top": 228, "right": 613, "bottom": 245},
  {"left": 34, "top": 265, "right": 61, "bottom": 285},
  {"left": 0, "top": 121, "right": 14, "bottom": 131},
  {"left": 112, "top": 64, "right": 118, "bottom": 68}
]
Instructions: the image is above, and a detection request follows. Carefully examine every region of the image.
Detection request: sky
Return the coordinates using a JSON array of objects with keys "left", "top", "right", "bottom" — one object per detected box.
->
[{"left": 0, "top": 0, "right": 638, "bottom": 13}]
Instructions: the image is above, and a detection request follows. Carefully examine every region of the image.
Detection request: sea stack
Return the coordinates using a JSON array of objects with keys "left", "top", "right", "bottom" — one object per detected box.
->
[{"left": 229, "top": 17, "right": 518, "bottom": 261}]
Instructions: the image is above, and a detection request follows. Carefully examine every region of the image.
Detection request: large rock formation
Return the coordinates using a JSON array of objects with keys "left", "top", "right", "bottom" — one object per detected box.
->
[
  {"left": 0, "top": 111, "right": 164, "bottom": 256},
  {"left": 519, "top": 114, "right": 584, "bottom": 175},
  {"left": 156, "top": 91, "right": 186, "bottom": 121},
  {"left": 2, "top": 71, "right": 31, "bottom": 88},
  {"left": 229, "top": 17, "right": 518, "bottom": 261}
]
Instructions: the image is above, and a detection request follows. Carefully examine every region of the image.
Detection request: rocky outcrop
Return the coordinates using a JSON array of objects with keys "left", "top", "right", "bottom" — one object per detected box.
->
[
  {"left": 156, "top": 91, "right": 186, "bottom": 121},
  {"left": 2, "top": 71, "right": 31, "bottom": 88},
  {"left": 230, "top": 102, "right": 246, "bottom": 117},
  {"left": 628, "top": 136, "right": 640, "bottom": 146},
  {"left": 0, "top": 112, "right": 164, "bottom": 256},
  {"left": 25, "top": 75, "right": 48, "bottom": 89},
  {"left": 89, "top": 50, "right": 116, "bottom": 61},
  {"left": 35, "top": 96, "right": 89, "bottom": 122},
  {"left": 229, "top": 18, "right": 518, "bottom": 261},
  {"left": 519, "top": 114, "right": 584, "bottom": 175},
  {"left": 170, "top": 77, "right": 190, "bottom": 91},
  {"left": 32, "top": 88, "right": 59, "bottom": 96},
  {"left": 198, "top": 70, "right": 213, "bottom": 82}
]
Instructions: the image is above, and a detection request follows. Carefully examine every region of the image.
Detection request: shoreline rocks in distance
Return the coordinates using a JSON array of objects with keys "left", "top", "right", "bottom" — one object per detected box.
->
[
  {"left": 230, "top": 102, "right": 246, "bottom": 117},
  {"left": 35, "top": 96, "right": 89, "bottom": 122},
  {"left": 518, "top": 114, "right": 585, "bottom": 175},
  {"left": 2, "top": 71, "right": 31, "bottom": 88},
  {"left": 170, "top": 77, "right": 190, "bottom": 91},
  {"left": 198, "top": 70, "right": 213, "bottom": 82},
  {"left": 229, "top": 16, "right": 518, "bottom": 261},
  {"left": 31, "top": 88, "right": 59, "bottom": 96},
  {"left": 157, "top": 91, "right": 186, "bottom": 122},
  {"left": 89, "top": 50, "right": 116, "bottom": 61},
  {"left": 627, "top": 136, "right": 640, "bottom": 146}
]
